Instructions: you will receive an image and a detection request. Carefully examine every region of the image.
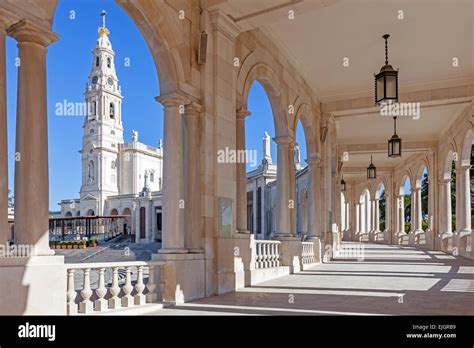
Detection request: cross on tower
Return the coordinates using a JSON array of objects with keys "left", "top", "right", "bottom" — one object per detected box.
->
[{"left": 101, "top": 10, "right": 107, "bottom": 28}]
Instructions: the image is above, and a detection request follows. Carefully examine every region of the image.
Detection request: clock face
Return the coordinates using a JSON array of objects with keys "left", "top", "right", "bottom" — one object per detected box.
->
[
  {"left": 92, "top": 76, "right": 98, "bottom": 84},
  {"left": 107, "top": 77, "right": 114, "bottom": 85}
]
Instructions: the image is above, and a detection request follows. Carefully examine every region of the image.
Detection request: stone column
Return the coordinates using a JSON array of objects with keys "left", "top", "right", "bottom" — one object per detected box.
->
[
  {"left": 440, "top": 179, "right": 452, "bottom": 234},
  {"left": 458, "top": 165, "right": 471, "bottom": 234},
  {"left": 274, "top": 136, "right": 291, "bottom": 237},
  {"left": 355, "top": 202, "right": 360, "bottom": 237},
  {"left": 0, "top": 15, "right": 8, "bottom": 243},
  {"left": 236, "top": 106, "right": 251, "bottom": 234},
  {"left": 345, "top": 202, "right": 350, "bottom": 232},
  {"left": 288, "top": 141, "right": 297, "bottom": 236},
  {"left": 374, "top": 198, "right": 380, "bottom": 233},
  {"left": 413, "top": 187, "right": 423, "bottom": 233},
  {"left": 397, "top": 195, "right": 405, "bottom": 234},
  {"left": 184, "top": 101, "right": 203, "bottom": 252},
  {"left": 9, "top": 20, "right": 58, "bottom": 255},
  {"left": 306, "top": 158, "right": 322, "bottom": 239},
  {"left": 252, "top": 185, "right": 257, "bottom": 235},
  {"left": 156, "top": 92, "right": 189, "bottom": 253}
]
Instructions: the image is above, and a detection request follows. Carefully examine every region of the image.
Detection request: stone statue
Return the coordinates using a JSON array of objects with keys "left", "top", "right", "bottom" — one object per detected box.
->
[{"left": 131, "top": 130, "right": 138, "bottom": 142}]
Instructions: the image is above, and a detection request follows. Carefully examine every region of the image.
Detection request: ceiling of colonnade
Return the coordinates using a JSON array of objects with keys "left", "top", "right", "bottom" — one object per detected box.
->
[{"left": 207, "top": 0, "right": 474, "bottom": 182}]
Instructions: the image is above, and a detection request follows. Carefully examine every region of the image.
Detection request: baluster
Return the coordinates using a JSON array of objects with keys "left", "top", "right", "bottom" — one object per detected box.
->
[
  {"left": 256, "top": 243, "right": 262, "bottom": 269},
  {"left": 108, "top": 267, "right": 121, "bottom": 309},
  {"left": 264, "top": 243, "right": 269, "bottom": 268},
  {"left": 94, "top": 268, "right": 108, "bottom": 311},
  {"left": 79, "top": 268, "right": 93, "bottom": 313},
  {"left": 272, "top": 243, "right": 277, "bottom": 267},
  {"left": 66, "top": 269, "right": 77, "bottom": 315},
  {"left": 268, "top": 243, "right": 274, "bottom": 267},
  {"left": 134, "top": 266, "right": 146, "bottom": 305},
  {"left": 276, "top": 243, "right": 281, "bottom": 266},
  {"left": 122, "top": 266, "right": 134, "bottom": 307},
  {"left": 146, "top": 264, "right": 158, "bottom": 303}
]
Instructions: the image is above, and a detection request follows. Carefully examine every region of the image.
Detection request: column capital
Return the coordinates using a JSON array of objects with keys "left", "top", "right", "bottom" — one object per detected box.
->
[
  {"left": 306, "top": 154, "right": 323, "bottom": 167},
  {"left": 210, "top": 9, "right": 241, "bottom": 40},
  {"left": 273, "top": 135, "right": 293, "bottom": 146},
  {"left": 439, "top": 178, "right": 451, "bottom": 184},
  {"left": 185, "top": 101, "right": 203, "bottom": 116},
  {"left": 155, "top": 91, "right": 190, "bottom": 108},
  {"left": 7, "top": 19, "right": 58, "bottom": 46},
  {"left": 236, "top": 106, "right": 251, "bottom": 119}
]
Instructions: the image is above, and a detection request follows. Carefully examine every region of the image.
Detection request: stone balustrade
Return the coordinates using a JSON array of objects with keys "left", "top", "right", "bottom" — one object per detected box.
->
[
  {"left": 66, "top": 260, "right": 164, "bottom": 315},
  {"left": 301, "top": 241, "right": 315, "bottom": 265},
  {"left": 255, "top": 240, "right": 281, "bottom": 269}
]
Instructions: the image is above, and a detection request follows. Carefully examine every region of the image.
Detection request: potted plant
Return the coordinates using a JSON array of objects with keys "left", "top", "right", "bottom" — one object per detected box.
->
[
  {"left": 72, "top": 241, "right": 78, "bottom": 249},
  {"left": 61, "top": 242, "right": 67, "bottom": 249},
  {"left": 79, "top": 241, "right": 86, "bottom": 249},
  {"left": 66, "top": 242, "right": 72, "bottom": 249}
]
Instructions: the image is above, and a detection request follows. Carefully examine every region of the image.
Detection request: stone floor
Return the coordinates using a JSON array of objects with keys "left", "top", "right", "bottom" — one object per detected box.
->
[{"left": 152, "top": 242, "right": 474, "bottom": 316}]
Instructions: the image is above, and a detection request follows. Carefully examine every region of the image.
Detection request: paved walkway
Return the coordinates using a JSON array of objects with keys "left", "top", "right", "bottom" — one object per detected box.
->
[{"left": 155, "top": 242, "right": 474, "bottom": 315}]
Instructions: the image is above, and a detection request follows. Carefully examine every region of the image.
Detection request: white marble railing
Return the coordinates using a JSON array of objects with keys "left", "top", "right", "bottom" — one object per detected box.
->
[
  {"left": 66, "top": 261, "right": 164, "bottom": 315},
  {"left": 301, "top": 241, "right": 315, "bottom": 264},
  {"left": 255, "top": 240, "right": 281, "bottom": 269}
]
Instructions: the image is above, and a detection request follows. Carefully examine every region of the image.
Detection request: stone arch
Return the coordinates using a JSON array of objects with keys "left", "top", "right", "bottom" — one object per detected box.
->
[
  {"left": 293, "top": 102, "right": 318, "bottom": 159},
  {"left": 65, "top": 211, "right": 72, "bottom": 217},
  {"left": 238, "top": 62, "right": 289, "bottom": 137},
  {"left": 110, "top": 208, "right": 119, "bottom": 216},
  {"left": 442, "top": 148, "right": 457, "bottom": 180},
  {"left": 86, "top": 209, "right": 95, "bottom": 216},
  {"left": 460, "top": 128, "right": 473, "bottom": 168},
  {"left": 114, "top": 0, "right": 186, "bottom": 94},
  {"left": 399, "top": 172, "right": 412, "bottom": 196},
  {"left": 122, "top": 207, "right": 132, "bottom": 235},
  {"left": 415, "top": 161, "right": 429, "bottom": 189}
]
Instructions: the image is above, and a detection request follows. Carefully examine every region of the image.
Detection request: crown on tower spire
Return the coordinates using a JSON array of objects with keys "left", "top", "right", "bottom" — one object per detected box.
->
[{"left": 98, "top": 10, "right": 110, "bottom": 37}]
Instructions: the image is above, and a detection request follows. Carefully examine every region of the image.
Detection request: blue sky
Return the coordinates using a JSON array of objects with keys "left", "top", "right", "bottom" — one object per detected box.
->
[{"left": 5, "top": 0, "right": 307, "bottom": 211}]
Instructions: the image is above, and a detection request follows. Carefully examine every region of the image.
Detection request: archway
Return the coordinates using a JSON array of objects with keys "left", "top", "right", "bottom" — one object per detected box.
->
[
  {"left": 376, "top": 182, "right": 385, "bottom": 233},
  {"left": 400, "top": 175, "right": 412, "bottom": 234},
  {"left": 122, "top": 207, "right": 132, "bottom": 235}
]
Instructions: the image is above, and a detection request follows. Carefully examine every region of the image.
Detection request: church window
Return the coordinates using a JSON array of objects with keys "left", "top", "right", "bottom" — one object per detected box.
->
[
  {"left": 89, "top": 128, "right": 94, "bottom": 134},
  {"left": 96, "top": 56, "right": 99, "bottom": 67},
  {"left": 91, "top": 101, "right": 97, "bottom": 116},
  {"left": 111, "top": 161, "right": 116, "bottom": 169},
  {"left": 107, "top": 57, "right": 111, "bottom": 68},
  {"left": 110, "top": 103, "right": 115, "bottom": 119},
  {"left": 150, "top": 172, "right": 154, "bottom": 182},
  {"left": 111, "top": 130, "right": 115, "bottom": 135}
]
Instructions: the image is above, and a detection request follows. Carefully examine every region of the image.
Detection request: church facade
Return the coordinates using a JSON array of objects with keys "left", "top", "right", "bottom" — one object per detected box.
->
[{"left": 58, "top": 14, "right": 164, "bottom": 243}]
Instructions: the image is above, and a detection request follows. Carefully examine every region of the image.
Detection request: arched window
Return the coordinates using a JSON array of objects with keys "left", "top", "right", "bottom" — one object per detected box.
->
[
  {"left": 88, "top": 161, "right": 95, "bottom": 182},
  {"left": 91, "top": 101, "right": 96, "bottom": 116},
  {"left": 96, "top": 56, "right": 99, "bottom": 67},
  {"left": 110, "top": 102, "right": 115, "bottom": 119},
  {"left": 89, "top": 128, "right": 94, "bottom": 134},
  {"left": 107, "top": 57, "right": 111, "bottom": 68}
]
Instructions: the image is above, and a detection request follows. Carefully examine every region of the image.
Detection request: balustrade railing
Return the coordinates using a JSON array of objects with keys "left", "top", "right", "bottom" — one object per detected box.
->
[
  {"left": 66, "top": 261, "right": 164, "bottom": 315},
  {"left": 255, "top": 240, "right": 281, "bottom": 269},
  {"left": 301, "top": 241, "right": 315, "bottom": 264}
]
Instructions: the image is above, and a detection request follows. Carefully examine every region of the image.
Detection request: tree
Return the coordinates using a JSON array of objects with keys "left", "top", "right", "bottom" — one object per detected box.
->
[{"left": 379, "top": 190, "right": 386, "bottom": 231}]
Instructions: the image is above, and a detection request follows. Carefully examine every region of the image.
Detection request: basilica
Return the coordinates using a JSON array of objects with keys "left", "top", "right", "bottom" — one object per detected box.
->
[{"left": 57, "top": 14, "right": 164, "bottom": 242}]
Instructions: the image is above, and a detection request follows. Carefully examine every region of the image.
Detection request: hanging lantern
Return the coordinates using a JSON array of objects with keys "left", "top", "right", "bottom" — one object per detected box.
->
[
  {"left": 367, "top": 155, "right": 377, "bottom": 180},
  {"left": 388, "top": 116, "right": 402, "bottom": 157},
  {"left": 341, "top": 175, "right": 346, "bottom": 192},
  {"left": 375, "top": 34, "right": 398, "bottom": 105}
]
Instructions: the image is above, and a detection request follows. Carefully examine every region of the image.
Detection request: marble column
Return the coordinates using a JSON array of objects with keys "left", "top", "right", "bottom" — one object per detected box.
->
[
  {"left": 0, "top": 15, "right": 8, "bottom": 243},
  {"left": 397, "top": 195, "right": 405, "bottom": 234},
  {"left": 345, "top": 202, "right": 350, "bottom": 232},
  {"left": 458, "top": 165, "right": 471, "bottom": 233},
  {"left": 355, "top": 202, "right": 360, "bottom": 236},
  {"left": 374, "top": 198, "right": 380, "bottom": 233},
  {"left": 413, "top": 187, "right": 423, "bottom": 233},
  {"left": 440, "top": 179, "right": 452, "bottom": 234},
  {"left": 235, "top": 106, "right": 251, "bottom": 234},
  {"left": 9, "top": 20, "right": 58, "bottom": 255},
  {"left": 274, "top": 136, "right": 291, "bottom": 237},
  {"left": 288, "top": 141, "right": 297, "bottom": 236},
  {"left": 306, "top": 158, "right": 322, "bottom": 239},
  {"left": 184, "top": 101, "right": 203, "bottom": 252},
  {"left": 156, "top": 92, "right": 189, "bottom": 253}
]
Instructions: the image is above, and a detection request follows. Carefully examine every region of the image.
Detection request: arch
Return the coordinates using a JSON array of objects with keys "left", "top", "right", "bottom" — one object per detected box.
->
[
  {"left": 76, "top": 211, "right": 81, "bottom": 217},
  {"left": 441, "top": 145, "right": 457, "bottom": 180},
  {"left": 114, "top": 0, "right": 186, "bottom": 95},
  {"left": 65, "top": 211, "right": 73, "bottom": 217},
  {"left": 86, "top": 209, "right": 95, "bottom": 216},
  {"left": 398, "top": 172, "right": 412, "bottom": 196},
  {"left": 238, "top": 62, "right": 288, "bottom": 137},
  {"left": 122, "top": 208, "right": 132, "bottom": 235},
  {"left": 110, "top": 208, "right": 119, "bottom": 216},
  {"left": 460, "top": 128, "right": 473, "bottom": 167},
  {"left": 415, "top": 160, "right": 430, "bottom": 189},
  {"left": 293, "top": 102, "right": 318, "bottom": 158}
]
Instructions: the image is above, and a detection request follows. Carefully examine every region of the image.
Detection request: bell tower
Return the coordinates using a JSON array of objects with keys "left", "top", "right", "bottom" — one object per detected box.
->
[{"left": 80, "top": 11, "right": 124, "bottom": 214}]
